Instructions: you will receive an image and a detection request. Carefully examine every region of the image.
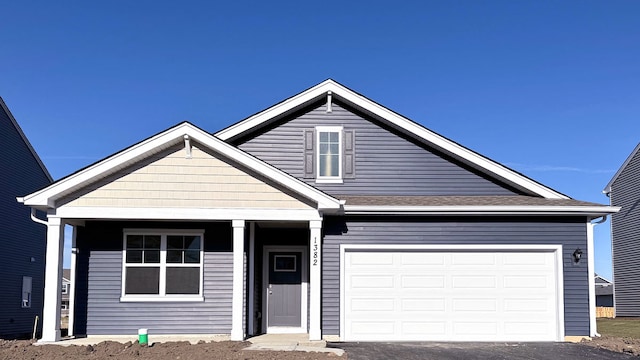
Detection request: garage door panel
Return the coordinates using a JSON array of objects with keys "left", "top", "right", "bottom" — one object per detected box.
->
[{"left": 344, "top": 250, "right": 559, "bottom": 342}]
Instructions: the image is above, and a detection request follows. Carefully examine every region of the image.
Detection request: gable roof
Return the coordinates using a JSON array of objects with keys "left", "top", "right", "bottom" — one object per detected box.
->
[
  {"left": 18, "top": 122, "right": 342, "bottom": 211},
  {"left": 215, "top": 79, "right": 568, "bottom": 200},
  {"left": 603, "top": 142, "right": 640, "bottom": 195},
  {"left": 0, "top": 97, "right": 53, "bottom": 182}
]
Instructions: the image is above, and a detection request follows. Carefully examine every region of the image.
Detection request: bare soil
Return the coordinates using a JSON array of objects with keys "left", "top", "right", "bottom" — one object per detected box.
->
[
  {"left": 581, "top": 335, "right": 640, "bottom": 356},
  {"left": 0, "top": 339, "right": 343, "bottom": 360}
]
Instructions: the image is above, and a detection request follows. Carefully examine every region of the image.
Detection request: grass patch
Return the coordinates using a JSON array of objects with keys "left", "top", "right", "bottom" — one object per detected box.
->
[{"left": 598, "top": 318, "right": 640, "bottom": 338}]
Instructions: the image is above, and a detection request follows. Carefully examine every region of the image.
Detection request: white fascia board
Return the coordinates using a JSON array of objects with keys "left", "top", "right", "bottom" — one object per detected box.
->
[
  {"left": 54, "top": 206, "right": 323, "bottom": 222},
  {"left": 21, "top": 122, "right": 341, "bottom": 211},
  {"left": 344, "top": 205, "right": 620, "bottom": 216},
  {"left": 216, "top": 80, "right": 568, "bottom": 199}
]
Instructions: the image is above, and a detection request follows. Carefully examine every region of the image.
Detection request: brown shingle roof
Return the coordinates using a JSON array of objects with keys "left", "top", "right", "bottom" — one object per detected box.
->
[{"left": 339, "top": 195, "right": 607, "bottom": 207}]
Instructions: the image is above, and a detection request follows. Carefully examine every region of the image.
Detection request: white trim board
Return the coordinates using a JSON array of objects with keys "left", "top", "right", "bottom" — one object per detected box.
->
[
  {"left": 215, "top": 79, "right": 568, "bottom": 199},
  {"left": 603, "top": 142, "right": 640, "bottom": 194},
  {"left": 18, "top": 122, "right": 342, "bottom": 211},
  {"left": 344, "top": 205, "right": 619, "bottom": 217},
  {"left": 339, "top": 244, "right": 565, "bottom": 342}
]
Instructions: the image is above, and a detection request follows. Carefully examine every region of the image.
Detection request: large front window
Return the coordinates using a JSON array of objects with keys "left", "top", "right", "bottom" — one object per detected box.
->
[
  {"left": 122, "top": 230, "right": 204, "bottom": 301},
  {"left": 316, "top": 126, "right": 342, "bottom": 182}
]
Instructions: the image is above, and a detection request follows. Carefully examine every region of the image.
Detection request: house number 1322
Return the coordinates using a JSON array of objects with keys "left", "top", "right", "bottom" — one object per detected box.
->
[{"left": 313, "top": 238, "right": 318, "bottom": 266}]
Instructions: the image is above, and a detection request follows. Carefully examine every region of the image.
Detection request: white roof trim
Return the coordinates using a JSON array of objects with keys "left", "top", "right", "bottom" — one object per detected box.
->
[
  {"left": 19, "top": 122, "right": 341, "bottom": 211},
  {"left": 0, "top": 97, "right": 53, "bottom": 182},
  {"left": 603, "top": 142, "right": 640, "bottom": 194},
  {"left": 344, "top": 205, "right": 620, "bottom": 216},
  {"left": 215, "top": 79, "right": 568, "bottom": 199}
]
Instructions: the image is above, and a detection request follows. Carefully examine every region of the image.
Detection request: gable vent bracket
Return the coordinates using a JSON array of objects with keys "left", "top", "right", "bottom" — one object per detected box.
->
[
  {"left": 326, "top": 91, "right": 332, "bottom": 113},
  {"left": 184, "top": 135, "right": 192, "bottom": 158}
]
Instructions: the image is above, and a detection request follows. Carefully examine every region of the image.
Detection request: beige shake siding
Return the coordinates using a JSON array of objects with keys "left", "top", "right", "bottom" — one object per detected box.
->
[{"left": 61, "top": 145, "right": 312, "bottom": 209}]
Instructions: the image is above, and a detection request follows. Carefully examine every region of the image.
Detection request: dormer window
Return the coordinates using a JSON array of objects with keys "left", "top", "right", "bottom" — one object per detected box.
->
[{"left": 316, "top": 126, "right": 343, "bottom": 183}]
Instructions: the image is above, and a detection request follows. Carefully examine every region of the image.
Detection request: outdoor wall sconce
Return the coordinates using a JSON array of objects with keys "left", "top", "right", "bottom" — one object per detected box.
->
[{"left": 573, "top": 248, "right": 583, "bottom": 263}]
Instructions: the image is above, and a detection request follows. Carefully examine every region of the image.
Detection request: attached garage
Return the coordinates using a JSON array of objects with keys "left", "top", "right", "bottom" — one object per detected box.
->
[{"left": 340, "top": 245, "right": 564, "bottom": 342}]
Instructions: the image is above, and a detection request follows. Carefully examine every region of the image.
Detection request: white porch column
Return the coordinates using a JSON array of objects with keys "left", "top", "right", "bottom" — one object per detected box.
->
[
  {"left": 231, "top": 220, "right": 245, "bottom": 341},
  {"left": 587, "top": 222, "right": 597, "bottom": 337},
  {"left": 41, "top": 217, "right": 65, "bottom": 342},
  {"left": 68, "top": 225, "right": 78, "bottom": 337},
  {"left": 309, "top": 219, "right": 322, "bottom": 340}
]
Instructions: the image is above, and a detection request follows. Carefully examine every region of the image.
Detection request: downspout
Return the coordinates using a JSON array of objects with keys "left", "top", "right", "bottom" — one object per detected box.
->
[
  {"left": 588, "top": 215, "right": 608, "bottom": 338},
  {"left": 30, "top": 208, "right": 48, "bottom": 226}
]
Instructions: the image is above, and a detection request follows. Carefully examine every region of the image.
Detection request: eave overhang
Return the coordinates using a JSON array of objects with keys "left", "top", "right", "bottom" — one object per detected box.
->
[{"left": 343, "top": 205, "right": 620, "bottom": 217}]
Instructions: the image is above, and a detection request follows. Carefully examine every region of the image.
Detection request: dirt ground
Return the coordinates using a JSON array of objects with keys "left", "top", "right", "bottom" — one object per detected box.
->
[
  {"left": 581, "top": 335, "right": 640, "bottom": 356},
  {"left": 0, "top": 339, "right": 343, "bottom": 360}
]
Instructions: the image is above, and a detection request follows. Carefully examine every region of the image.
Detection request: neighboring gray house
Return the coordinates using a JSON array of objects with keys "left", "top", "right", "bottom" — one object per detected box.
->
[
  {"left": 62, "top": 269, "right": 70, "bottom": 317},
  {"left": 19, "top": 80, "right": 617, "bottom": 343},
  {"left": 604, "top": 143, "right": 640, "bottom": 317},
  {"left": 595, "top": 274, "right": 613, "bottom": 307},
  {"left": 0, "top": 98, "right": 52, "bottom": 338}
]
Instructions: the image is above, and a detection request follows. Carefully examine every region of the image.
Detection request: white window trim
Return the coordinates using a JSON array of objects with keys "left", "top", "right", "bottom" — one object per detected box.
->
[
  {"left": 61, "top": 283, "right": 69, "bottom": 295},
  {"left": 315, "top": 126, "right": 343, "bottom": 183},
  {"left": 120, "top": 229, "right": 205, "bottom": 302},
  {"left": 21, "top": 276, "right": 32, "bottom": 308}
]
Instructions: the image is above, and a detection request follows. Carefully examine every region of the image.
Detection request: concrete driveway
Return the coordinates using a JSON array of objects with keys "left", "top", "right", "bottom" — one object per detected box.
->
[{"left": 333, "top": 342, "right": 630, "bottom": 360}]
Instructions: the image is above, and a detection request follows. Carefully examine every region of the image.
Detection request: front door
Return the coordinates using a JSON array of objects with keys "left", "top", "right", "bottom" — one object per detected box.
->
[{"left": 267, "top": 251, "right": 302, "bottom": 328}]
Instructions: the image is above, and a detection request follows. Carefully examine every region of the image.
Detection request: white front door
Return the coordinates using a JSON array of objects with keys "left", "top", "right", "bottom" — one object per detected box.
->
[{"left": 343, "top": 248, "right": 561, "bottom": 342}]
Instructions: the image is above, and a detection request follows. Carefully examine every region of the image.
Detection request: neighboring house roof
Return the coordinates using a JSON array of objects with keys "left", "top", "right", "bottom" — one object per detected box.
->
[
  {"left": 18, "top": 122, "right": 342, "bottom": 211},
  {"left": 62, "top": 269, "right": 70, "bottom": 282},
  {"left": 603, "top": 142, "right": 640, "bottom": 195},
  {"left": 0, "top": 97, "right": 53, "bottom": 182},
  {"left": 595, "top": 273, "right": 612, "bottom": 285},
  {"left": 216, "top": 79, "right": 568, "bottom": 200},
  {"left": 339, "top": 195, "right": 616, "bottom": 216}
]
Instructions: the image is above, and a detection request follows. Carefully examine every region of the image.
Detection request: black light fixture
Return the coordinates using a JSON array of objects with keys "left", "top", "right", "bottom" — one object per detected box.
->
[{"left": 573, "top": 248, "right": 583, "bottom": 263}]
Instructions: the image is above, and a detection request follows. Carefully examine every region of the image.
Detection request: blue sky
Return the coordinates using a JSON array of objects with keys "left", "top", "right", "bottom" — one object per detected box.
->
[{"left": 2, "top": 1, "right": 639, "bottom": 279}]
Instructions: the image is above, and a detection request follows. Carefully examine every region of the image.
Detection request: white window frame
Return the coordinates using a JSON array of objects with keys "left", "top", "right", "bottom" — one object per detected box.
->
[
  {"left": 315, "top": 126, "right": 343, "bottom": 183},
  {"left": 120, "top": 229, "right": 205, "bottom": 302},
  {"left": 61, "top": 283, "right": 69, "bottom": 295},
  {"left": 61, "top": 302, "right": 69, "bottom": 310}
]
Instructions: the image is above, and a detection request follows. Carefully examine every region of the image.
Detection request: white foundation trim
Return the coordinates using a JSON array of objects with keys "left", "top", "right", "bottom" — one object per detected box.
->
[
  {"left": 231, "top": 220, "right": 245, "bottom": 341},
  {"left": 262, "top": 246, "right": 308, "bottom": 335},
  {"left": 338, "top": 244, "right": 565, "bottom": 342},
  {"left": 41, "top": 217, "right": 65, "bottom": 342},
  {"left": 309, "top": 220, "right": 322, "bottom": 340}
]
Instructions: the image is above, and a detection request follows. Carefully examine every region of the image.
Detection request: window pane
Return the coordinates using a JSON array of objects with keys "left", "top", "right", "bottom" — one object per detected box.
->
[
  {"left": 125, "top": 267, "right": 160, "bottom": 294},
  {"left": 126, "top": 235, "right": 143, "bottom": 249},
  {"left": 319, "top": 156, "right": 327, "bottom": 176},
  {"left": 166, "top": 267, "right": 200, "bottom": 294},
  {"left": 167, "top": 236, "right": 183, "bottom": 249},
  {"left": 319, "top": 143, "right": 328, "bottom": 155},
  {"left": 330, "top": 143, "right": 339, "bottom": 154},
  {"left": 144, "top": 235, "right": 161, "bottom": 249},
  {"left": 184, "top": 250, "right": 200, "bottom": 263},
  {"left": 330, "top": 155, "right": 339, "bottom": 176},
  {"left": 329, "top": 132, "right": 338, "bottom": 142},
  {"left": 126, "top": 250, "right": 143, "bottom": 263},
  {"left": 319, "top": 132, "right": 328, "bottom": 142},
  {"left": 166, "top": 250, "right": 182, "bottom": 263},
  {"left": 144, "top": 250, "right": 160, "bottom": 263},
  {"left": 185, "top": 236, "right": 200, "bottom": 250}
]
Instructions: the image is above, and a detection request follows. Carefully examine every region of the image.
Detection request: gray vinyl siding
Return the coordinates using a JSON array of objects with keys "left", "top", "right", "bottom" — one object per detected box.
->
[
  {"left": 74, "top": 221, "right": 236, "bottom": 335},
  {"left": 0, "top": 104, "right": 50, "bottom": 338},
  {"left": 321, "top": 216, "right": 590, "bottom": 337},
  {"left": 236, "top": 101, "right": 521, "bottom": 196},
  {"left": 609, "top": 149, "right": 640, "bottom": 317}
]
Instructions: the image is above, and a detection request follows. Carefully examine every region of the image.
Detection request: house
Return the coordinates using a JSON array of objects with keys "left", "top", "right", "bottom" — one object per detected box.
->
[
  {"left": 18, "top": 80, "right": 618, "bottom": 343},
  {"left": 595, "top": 274, "right": 613, "bottom": 307},
  {"left": 604, "top": 143, "right": 640, "bottom": 317},
  {"left": 62, "top": 269, "right": 70, "bottom": 317},
  {"left": 0, "top": 97, "right": 52, "bottom": 338}
]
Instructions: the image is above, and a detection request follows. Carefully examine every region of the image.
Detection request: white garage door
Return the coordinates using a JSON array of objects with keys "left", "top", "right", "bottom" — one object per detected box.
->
[{"left": 343, "top": 249, "right": 560, "bottom": 342}]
